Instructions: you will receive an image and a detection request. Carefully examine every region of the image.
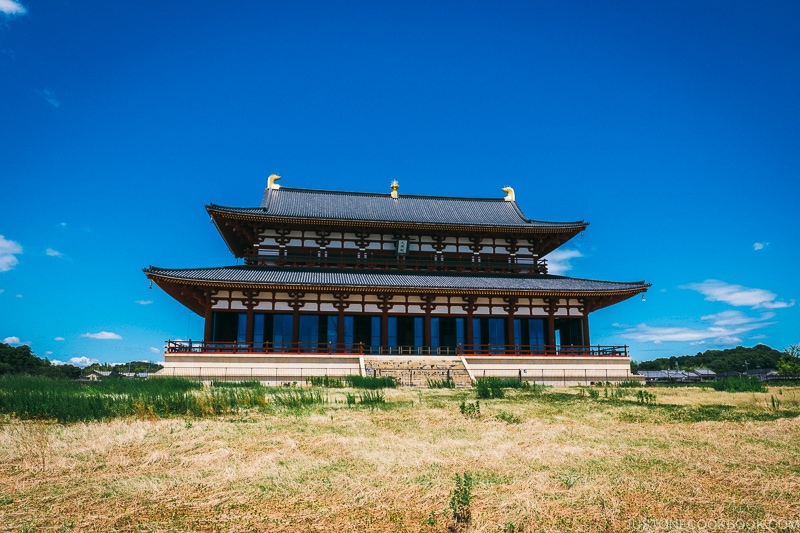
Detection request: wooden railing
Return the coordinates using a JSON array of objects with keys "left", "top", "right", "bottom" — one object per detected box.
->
[
  {"left": 245, "top": 251, "right": 548, "bottom": 274},
  {"left": 166, "top": 341, "right": 628, "bottom": 357},
  {"left": 166, "top": 341, "right": 364, "bottom": 354},
  {"left": 458, "top": 344, "right": 629, "bottom": 357}
]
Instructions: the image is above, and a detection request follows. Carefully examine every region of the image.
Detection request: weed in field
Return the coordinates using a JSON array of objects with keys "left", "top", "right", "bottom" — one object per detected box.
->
[
  {"left": 636, "top": 390, "right": 657, "bottom": 404},
  {"left": 427, "top": 377, "right": 455, "bottom": 388},
  {"left": 495, "top": 410, "right": 521, "bottom": 424},
  {"left": 459, "top": 400, "right": 481, "bottom": 419},
  {"left": 268, "top": 388, "right": 328, "bottom": 410},
  {"left": 306, "top": 375, "right": 345, "bottom": 388},
  {"left": 358, "top": 390, "right": 385, "bottom": 409},
  {"left": 344, "top": 375, "right": 396, "bottom": 389},
  {"left": 448, "top": 472, "right": 473, "bottom": 533},
  {"left": 558, "top": 470, "right": 581, "bottom": 489},
  {"left": 476, "top": 378, "right": 504, "bottom": 399}
]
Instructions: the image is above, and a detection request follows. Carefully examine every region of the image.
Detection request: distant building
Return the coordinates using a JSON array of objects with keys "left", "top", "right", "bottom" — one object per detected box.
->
[
  {"left": 145, "top": 177, "right": 649, "bottom": 384},
  {"left": 84, "top": 370, "right": 117, "bottom": 381}
]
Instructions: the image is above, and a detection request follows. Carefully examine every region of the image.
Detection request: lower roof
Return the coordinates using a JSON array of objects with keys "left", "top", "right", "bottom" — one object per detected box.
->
[{"left": 144, "top": 265, "right": 648, "bottom": 297}]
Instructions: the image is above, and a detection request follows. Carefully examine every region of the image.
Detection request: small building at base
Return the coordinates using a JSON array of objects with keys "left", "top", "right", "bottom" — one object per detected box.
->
[{"left": 144, "top": 177, "right": 649, "bottom": 385}]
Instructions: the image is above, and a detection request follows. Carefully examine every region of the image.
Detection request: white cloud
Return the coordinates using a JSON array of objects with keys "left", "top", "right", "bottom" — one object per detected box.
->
[
  {"left": 54, "top": 336, "right": 65, "bottom": 341},
  {"left": 700, "top": 310, "right": 775, "bottom": 327},
  {"left": 52, "top": 356, "right": 99, "bottom": 368},
  {"left": 681, "top": 279, "right": 794, "bottom": 309},
  {"left": 753, "top": 242, "right": 768, "bottom": 251},
  {"left": 3, "top": 336, "right": 21, "bottom": 345},
  {"left": 81, "top": 331, "right": 122, "bottom": 340},
  {"left": 0, "top": 0, "right": 26, "bottom": 15},
  {"left": 38, "top": 89, "right": 60, "bottom": 108},
  {"left": 15, "top": 294, "right": 22, "bottom": 298},
  {"left": 0, "top": 235, "right": 23, "bottom": 272},
  {"left": 135, "top": 300, "right": 153, "bottom": 305},
  {"left": 45, "top": 248, "right": 63, "bottom": 257},
  {"left": 45, "top": 351, "right": 53, "bottom": 355},
  {"left": 618, "top": 311, "right": 775, "bottom": 345},
  {"left": 149, "top": 346, "right": 161, "bottom": 354},
  {"left": 546, "top": 249, "right": 582, "bottom": 275}
]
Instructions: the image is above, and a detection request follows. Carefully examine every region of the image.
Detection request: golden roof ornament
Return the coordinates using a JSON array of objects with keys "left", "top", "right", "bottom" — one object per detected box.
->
[
  {"left": 390, "top": 180, "right": 399, "bottom": 199},
  {"left": 502, "top": 186, "right": 515, "bottom": 202},
  {"left": 267, "top": 174, "right": 282, "bottom": 190}
]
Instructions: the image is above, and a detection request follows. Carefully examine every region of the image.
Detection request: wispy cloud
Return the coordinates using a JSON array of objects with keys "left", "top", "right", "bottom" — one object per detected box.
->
[
  {"left": 681, "top": 279, "right": 794, "bottom": 309},
  {"left": 0, "top": 0, "right": 26, "bottom": 16},
  {"left": 135, "top": 300, "right": 153, "bottom": 305},
  {"left": 149, "top": 347, "right": 161, "bottom": 354},
  {"left": 617, "top": 311, "right": 776, "bottom": 345},
  {"left": 45, "top": 248, "right": 63, "bottom": 258},
  {"left": 3, "top": 336, "right": 21, "bottom": 345},
  {"left": 54, "top": 336, "right": 65, "bottom": 341},
  {"left": 37, "top": 88, "right": 60, "bottom": 108},
  {"left": 52, "top": 356, "right": 100, "bottom": 368},
  {"left": 81, "top": 331, "right": 122, "bottom": 340},
  {"left": 0, "top": 235, "right": 22, "bottom": 272},
  {"left": 753, "top": 242, "right": 768, "bottom": 251},
  {"left": 700, "top": 310, "right": 775, "bottom": 327},
  {"left": 546, "top": 249, "right": 582, "bottom": 275}
]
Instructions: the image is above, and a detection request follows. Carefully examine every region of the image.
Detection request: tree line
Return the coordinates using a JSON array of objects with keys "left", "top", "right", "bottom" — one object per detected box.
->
[
  {"left": 0, "top": 342, "right": 162, "bottom": 379},
  {"left": 633, "top": 343, "right": 800, "bottom": 376}
]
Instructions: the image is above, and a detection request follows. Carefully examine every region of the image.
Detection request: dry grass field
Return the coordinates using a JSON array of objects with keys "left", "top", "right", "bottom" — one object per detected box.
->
[{"left": 2, "top": 384, "right": 800, "bottom": 532}]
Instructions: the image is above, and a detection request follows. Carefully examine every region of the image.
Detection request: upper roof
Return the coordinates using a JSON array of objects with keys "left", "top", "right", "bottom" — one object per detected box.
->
[{"left": 208, "top": 186, "right": 586, "bottom": 230}]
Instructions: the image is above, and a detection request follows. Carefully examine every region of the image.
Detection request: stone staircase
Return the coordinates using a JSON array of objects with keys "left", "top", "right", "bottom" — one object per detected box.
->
[{"left": 363, "top": 356, "right": 473, "bottom": 388}]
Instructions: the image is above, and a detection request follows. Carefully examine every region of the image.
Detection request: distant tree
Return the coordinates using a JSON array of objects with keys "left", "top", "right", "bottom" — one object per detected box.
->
[
  {"left": 636, "top": 344, "right": 783, "bottom": 373},
  {"left": 0, "top": 342, "right": 81, "bottom": 378},
  {"left": 777, "top": 345, "right": 800, "bottom": 377},
  {"left": 84, "top": 360, "right": 163, "bottom": 374}
]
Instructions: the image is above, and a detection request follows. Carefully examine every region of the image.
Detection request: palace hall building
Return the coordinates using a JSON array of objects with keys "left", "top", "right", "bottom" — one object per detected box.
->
[{"left": 144, "top": 176, "right": 648, "bottom": 384}]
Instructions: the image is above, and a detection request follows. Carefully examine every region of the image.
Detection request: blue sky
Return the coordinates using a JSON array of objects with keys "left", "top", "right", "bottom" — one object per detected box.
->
[{"left": 1, "top": 0, "right": 798, "bottom": 367}]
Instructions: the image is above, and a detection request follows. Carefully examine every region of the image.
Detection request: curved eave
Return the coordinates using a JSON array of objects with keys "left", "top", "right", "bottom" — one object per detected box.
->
[
  {"left": 144, "top": 267, "right": 649, "bottom": 314},
  {"left": 207, "top": 204, "right": 588, "bottom": 234},
  {"left": 207, "top": 204, "right": 588, "bottom": 258}
]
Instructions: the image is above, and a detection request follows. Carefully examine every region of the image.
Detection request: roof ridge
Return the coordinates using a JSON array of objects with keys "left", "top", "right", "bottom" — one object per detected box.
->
[{"left": 271, "top": 186, "right": 515, "bottom": 202}]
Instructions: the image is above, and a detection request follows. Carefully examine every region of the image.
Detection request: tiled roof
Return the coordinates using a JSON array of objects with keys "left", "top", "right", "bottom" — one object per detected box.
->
[
  {"left": 207, "top": 187, "right": 586, "bottom": 229},
  {"left": 144, "top": 266, "right": 647, "bottom": 294}
]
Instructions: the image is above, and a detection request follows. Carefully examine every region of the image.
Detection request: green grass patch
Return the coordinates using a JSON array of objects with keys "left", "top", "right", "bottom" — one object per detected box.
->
[
  {"left": 707, "top": 376, "right": 768, "bottom": 393},
  {"left": 212, "top": 380, "right": 263, "bottom": 389},
  {"left": 344, "top": 375, "right": 396, "bottom": 389},
  {"left": 306, "top": 375, "right": 345, "bottom": 388},
  {"left": 495, "top": 410, "right": 521, "bottom": 424},
  {"left": 426, "top": 377, "right": 455, "bottom": 388},
  {"left": 0, "top": 375, "right": 268, "bottom": 423},
  {"left": 268, "top": 388, "right": 327, "bottom": 409}
]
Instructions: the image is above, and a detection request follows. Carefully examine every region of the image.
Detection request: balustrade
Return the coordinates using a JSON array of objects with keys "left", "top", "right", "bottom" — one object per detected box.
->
[{"left": 165, "top": 340, "right": 628, "bottom": 357}]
